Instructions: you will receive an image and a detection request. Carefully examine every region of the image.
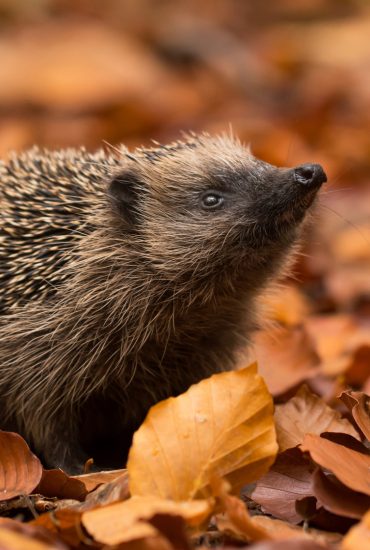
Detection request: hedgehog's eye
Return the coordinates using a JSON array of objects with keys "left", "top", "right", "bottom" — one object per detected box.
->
[{"left": 201, "top": 192, "right": 224, "bottom": 210}]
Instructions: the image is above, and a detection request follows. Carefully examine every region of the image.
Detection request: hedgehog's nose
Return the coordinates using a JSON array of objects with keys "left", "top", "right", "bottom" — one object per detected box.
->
[{"left": 294, "top": 163, "right": 327, "bottom": 187}]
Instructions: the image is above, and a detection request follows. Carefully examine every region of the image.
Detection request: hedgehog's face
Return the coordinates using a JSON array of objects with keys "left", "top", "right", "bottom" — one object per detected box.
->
[{"left": 108, "top": 136, "right": 326, "bottom": 285}]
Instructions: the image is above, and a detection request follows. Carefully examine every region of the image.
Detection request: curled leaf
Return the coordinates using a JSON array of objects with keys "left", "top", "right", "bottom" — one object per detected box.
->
[
  {"left": 301, "top": 433, "right": 370, "bottom": 496},
  {"left": 339, "top": 390, "right": 370, "bottom": 440},
  {"left": 0, "top": 431, "right": 42, "bottom": 501}
]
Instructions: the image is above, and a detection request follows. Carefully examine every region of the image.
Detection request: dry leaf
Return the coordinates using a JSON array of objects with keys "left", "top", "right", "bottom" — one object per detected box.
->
[
  {"left": 342, "top": 508, "right": 370, "bottom": 550},
  {"left": 312, "top": 468, "right": 370, "bottom": 519},
  {"left": 216, "top": 493, "right": 311, "bottom": 543},
  {"left": 339, "top": 391, "right": 370, "bottom": 440},
  {"left": 0, "top": 431, "right": 42, "bottom": 501},
  {"left": 251, "top": 448, "right": 315, "bottom": 524},
  {"left": 301, "top": 433, "right": 370, "bottom": 496},
  {"left": 275, "top": 385, "right": 360, "bottom": 452},
  {"left": 82, "top": 496, "right": 211, "bottom": 546},
  {"left": 250, "top": 327, "right": 320, "bottom": 396},
  {"left": 36, "top": 469, "right": 87, "bottom": 501},
  {"left": 128, "top": 363, "right": 277, "bottom": 499}
]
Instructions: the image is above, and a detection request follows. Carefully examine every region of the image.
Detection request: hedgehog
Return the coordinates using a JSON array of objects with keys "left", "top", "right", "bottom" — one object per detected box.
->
[{"left": 0, "top": 134, "right": 326, "bottom": 472}]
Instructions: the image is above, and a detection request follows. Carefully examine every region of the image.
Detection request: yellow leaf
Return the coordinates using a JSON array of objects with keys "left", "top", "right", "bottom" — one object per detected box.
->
[{"left": 128, "top": 363, "right": 278, "bottom": 500}]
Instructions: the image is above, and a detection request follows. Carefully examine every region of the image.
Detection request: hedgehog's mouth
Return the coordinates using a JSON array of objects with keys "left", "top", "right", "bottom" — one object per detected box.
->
[{"left": 249, "top": 186, "right": 321, "bottom": 246}]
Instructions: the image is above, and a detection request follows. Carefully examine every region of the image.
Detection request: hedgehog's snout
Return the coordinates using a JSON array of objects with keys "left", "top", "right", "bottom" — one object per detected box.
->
[{"left": 293, "top": 163, "right": 327, "bottom": 188}]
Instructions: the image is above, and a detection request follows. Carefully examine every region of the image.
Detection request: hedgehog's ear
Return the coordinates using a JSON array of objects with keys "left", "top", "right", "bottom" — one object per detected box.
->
[{"left": 108, "top": 171, "right": 143, "bottom": 225}]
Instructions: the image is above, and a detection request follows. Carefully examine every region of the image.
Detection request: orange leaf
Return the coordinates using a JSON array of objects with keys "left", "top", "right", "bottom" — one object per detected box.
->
[
  {"left": 0, "top": 431, "right": 42, "bottom": 500},
  {"left": 301, "top": 433, "right": 370, "bottom": 496},
  {"left": 128, "top": 363, "right": 277, "bottom": 499},
  {"left": 81, "top": 496, "right": 211, "bottom": 546}
]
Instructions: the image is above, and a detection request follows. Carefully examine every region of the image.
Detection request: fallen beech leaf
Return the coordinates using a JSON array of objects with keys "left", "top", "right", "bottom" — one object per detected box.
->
[
  {"left": 128, "top": 364, "right": 277, "bottom": 499},
  {"left": 275, "top": 385, "right": 360, "bottom": 451},
  {"left": 0, "top": 431, "right": 42, "bottom": 500},
  {"left": 82, "top": 496, "right": 211, "bottom": 546},
  {"left": 216, "top": 493, "right": 311, "bottom": 543},
  {"left": 250, "top": 327, "right": 320, "bottom": 396},
  {"left": 312, "top": 468, "right": 370, "bottom": 519},
  {"left": 251, "top": 448, "right": 315, "bottom": 524},
  {"left": 36, "top": 469, "right": 87, "bottom": 501},
  {"left": 301, "top": 433, "right": 370, "bottom": 496},
  {"left": 339, "top": 391, "right": 370, "bottom": 440},
  {"left": 342, "top": 508, "right": 370, "bottom": 550}
]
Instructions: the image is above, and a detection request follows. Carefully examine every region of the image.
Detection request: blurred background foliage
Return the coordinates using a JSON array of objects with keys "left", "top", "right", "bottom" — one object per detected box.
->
[{"left": 0, "top": 0, "right": 369, "bottom": 187}]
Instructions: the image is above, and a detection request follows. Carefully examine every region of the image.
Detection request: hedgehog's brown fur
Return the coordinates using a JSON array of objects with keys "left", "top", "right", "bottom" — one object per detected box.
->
[{"left": 0, "top": 134, "right": 324, "bottom": 472}]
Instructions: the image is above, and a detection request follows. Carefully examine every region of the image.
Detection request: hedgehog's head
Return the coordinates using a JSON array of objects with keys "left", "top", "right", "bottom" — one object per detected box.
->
[{"left": 108, "top": 134, "right": 326, "bottom": 287}]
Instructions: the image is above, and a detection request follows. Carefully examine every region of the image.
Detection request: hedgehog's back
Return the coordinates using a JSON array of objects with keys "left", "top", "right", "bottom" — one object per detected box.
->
[{"left": 0, "top": 147, "right": 118, "bottom": 313}]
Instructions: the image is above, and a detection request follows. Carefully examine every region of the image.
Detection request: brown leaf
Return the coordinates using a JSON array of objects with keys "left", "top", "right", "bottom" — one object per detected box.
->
[
  {"left": 0, "top": 431, "right": 42, "bottom": 501},
  {"left": 250, "top": 327, "right": 320, "bottom": 396},
  {"left": 301, "top": 433, "right": 370, "bottom": 496},
  {"left": 312, "top": 468, "right": 370, "bottom": 519},
  {"left": 251, "top": 448, "right": 315, "bottom": 524},
  {"left": 128, "top": 364, "right": 278, "bottom": 499},
  {"left": 36, "top": 469, "right": 87, "bottom": 501},
  {"left": 339, "top": 391, "right": 370, "bottom": 440},
  {"left": 275, "top": 385, "right": 360, "bottom": 452},
  {"left": 342, "top": 508, "right": 370, "bottom": 550},
  {"left": 81, "top": 496, "right": 211, "bottom": 546}
]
